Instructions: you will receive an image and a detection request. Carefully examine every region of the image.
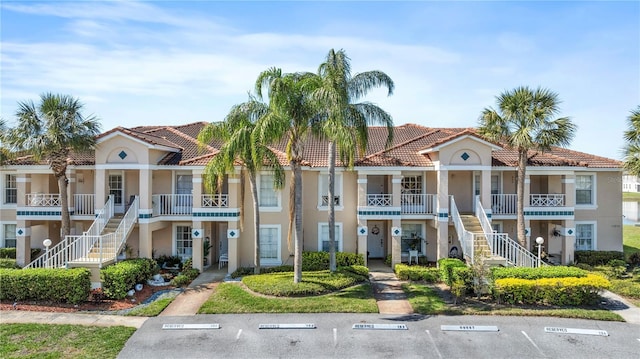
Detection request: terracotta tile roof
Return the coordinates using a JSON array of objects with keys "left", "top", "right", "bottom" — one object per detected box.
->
[{"left": 6, "top": 122, "right": 621, "bottom": 170}]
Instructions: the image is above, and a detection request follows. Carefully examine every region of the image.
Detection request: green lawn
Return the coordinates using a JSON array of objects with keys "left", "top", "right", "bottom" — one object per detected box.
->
[
  {"left": 198, "top": 282, "right": 378, "bottom": 313},
  {"left": 125, "top": 297, "right": 174, "bottom": 316},
  {"left": 242, "top": 270, "right": 365, "bottom": 296},
  {"left": 623, "top": 224, "right": 640, "bottom": 259},
  {"left": 623, "top": 192, "right": 640, "bottom": 200},
  {"left": 403, "top": 284, "right": 624, "bottom": 322},
  {"left": 0, "top": 323, "right": 135, "bottom": 359}
]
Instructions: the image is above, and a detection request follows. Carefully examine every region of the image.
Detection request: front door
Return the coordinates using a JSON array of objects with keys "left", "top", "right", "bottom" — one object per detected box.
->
[
  {"left": 109, "top": 173, "right": 124, "bottom": 214},
  {"left": 367, "top": 221, "right": 385, "bottom": 258}
]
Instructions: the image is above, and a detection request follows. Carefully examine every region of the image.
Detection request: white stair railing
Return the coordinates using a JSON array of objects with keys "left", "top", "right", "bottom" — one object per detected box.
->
[
  {"left": 112, "top": 196, "right": 139, "bottom": 262},
  {"left": 450, "top": 196, "right": 474, "bottom": 264},
  {"left": 475, "top": 195, "right": 543, "bottom": 268},
  {"left": 24, "top": 196, "right": 115, "bottom": 269}
]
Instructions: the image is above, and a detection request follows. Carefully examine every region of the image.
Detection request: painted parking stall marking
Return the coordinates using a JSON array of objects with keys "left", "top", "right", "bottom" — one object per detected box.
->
[
  {"left": 544, "top": 327, "right": 608, "bottom": 337},
  {"left": 352, "top": 323, "right": 408, "bottom": 330},
  {"left": 441, "top": 325, "right": 499, "bottom": 332},
  {"left": 258, "top": 323, "right": 316, "bottom": 329},
  {"left": 162, "top": 324, "right": 220, "bottom": 330}
]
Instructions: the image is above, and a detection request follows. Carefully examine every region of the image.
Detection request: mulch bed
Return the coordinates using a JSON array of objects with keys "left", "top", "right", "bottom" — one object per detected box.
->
[{"left": 0, "top": 285, "right": 175, "bottom": 313}]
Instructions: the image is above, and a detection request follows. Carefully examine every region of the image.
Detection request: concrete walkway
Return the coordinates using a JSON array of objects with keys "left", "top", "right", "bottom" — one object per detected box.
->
[
  {"left": 0, "top": 310, "right": 148, "bottom": 328},
  {"left": 600, "top": 289, "right": 640, "bottom": 324},
  {"left": 368, "top": 260, "right": 413, "bottom": 315},
  {"left": 159, "top": 265, "right": 227, "bottom": 316}
]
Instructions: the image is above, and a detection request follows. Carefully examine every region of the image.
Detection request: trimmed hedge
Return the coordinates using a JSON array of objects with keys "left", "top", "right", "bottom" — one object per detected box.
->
[
  {"left": 575, "top": 251, "right": 624, "bottom": 266},
  {"left": 491, "top": 266, "right": 588, "bottom": 280},
  {"left": 494, "top": 274, "right": 610, "bottom": 305},
  {"left": 0, "top": 258, "right": 19, "bottom": 268},
  {"left": 438, "top": 258, "right": 467, "bottom": 287},
  {"left": 0, "top": 248, "right": 42, "bottom": 260},
  {"left": 101, "top": 258, "right": 158, "bottom": 299},
  {"left": 0, "top": 268, "right": 91, "bottom": 304},
  {"left": 395, "top": 264, "right": 440, "bottom": 282},
  {"left": 301, "top": 252, "right": 365, "bottom": 271}
]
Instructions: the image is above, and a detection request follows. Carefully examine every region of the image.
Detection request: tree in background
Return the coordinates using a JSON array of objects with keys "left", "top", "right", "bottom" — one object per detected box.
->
[
  {"left": 478, "top": 86, "right": 576, "bottom": 246},
  {"left": 623, "top": 106, "right": 640, "bottom": 176}
]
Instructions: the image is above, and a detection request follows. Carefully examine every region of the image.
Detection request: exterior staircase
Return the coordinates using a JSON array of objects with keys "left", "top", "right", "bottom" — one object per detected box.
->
[
  {"left": 459, "top": 215, "right": 507, "bottom": 266},
  {"left": 81, "top": 215, "right": 124, "bottom": 263}
]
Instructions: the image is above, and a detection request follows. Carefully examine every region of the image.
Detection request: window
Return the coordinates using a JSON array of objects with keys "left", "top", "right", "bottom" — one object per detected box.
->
[
  {"left": 175, "top": 174, "right": 193, "bottom": 207},
  {"left": 318, "top": 223, "right": 342, "bottom": 252},
  {"left": 576, "top": 175, "right": 594, "bottom": 205},
  {"left": 491, "top": 174, "right": 501, "bottom": 195},
  {"left": 401, "top": 175, "right": 423, "bottom": 194},
  {"left": 259, "top": 174, "right": 279, "bottom": 208},
  {"left": 5, "top": 174, "right": 16, "bottom": 204},
  {"left": 260, "top": 226, "right": 281, "bottom": 263},
  {"left": 318, "top": 173, "right": 342, "bottom": 207},
  {"left": 575, "top": 223, "right": 595, "bottom": 250},
  {"left": 176, "top": 225, "right": 192, "bottom": 260},
  {"left": 401, "top": 223, "right": 423, "bottom": 253},
  {"left": 2, "top": 224, "right": 16, "bottom": 248}
]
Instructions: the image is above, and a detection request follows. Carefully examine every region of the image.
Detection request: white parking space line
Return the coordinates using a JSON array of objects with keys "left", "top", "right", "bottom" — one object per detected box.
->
[
  {"left": 236, "top": 329, "right": 242, "bottom": 341},
  {"left": 521, "top": 331, "right": 546, "bottom": 358},
  {"left": 426, "top": 330, "right": 443, "bottom": 359},
  {"left": 637, "top": 338, "right": 640, "bottom": 343},
  {"left": 333, "top": 328, "right": 338, "bottom": 347}
]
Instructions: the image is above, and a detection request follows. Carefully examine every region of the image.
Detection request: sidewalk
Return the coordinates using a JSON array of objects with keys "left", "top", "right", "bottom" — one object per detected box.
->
[
  {"left": 600, "top": 289, "right": 640, "bottom": 324},
  {"left": 0, "top": 310, "right": 148, "bottom": 328},
  {"left": 368, "top": 260, "right": 413, "bottom": 315},
  {"left": 159, "top": 264, "right": 227, "bottom": 316}
]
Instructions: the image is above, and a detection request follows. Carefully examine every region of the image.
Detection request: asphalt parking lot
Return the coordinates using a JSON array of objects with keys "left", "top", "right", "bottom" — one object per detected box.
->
[{"left": 118, "top": 314, "right": 639, "bottom": 359}]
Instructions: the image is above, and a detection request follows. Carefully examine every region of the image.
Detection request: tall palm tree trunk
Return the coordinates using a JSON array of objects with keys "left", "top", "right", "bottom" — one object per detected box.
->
[
  {"left": 55, "top": 167, "right": 71, "bottom": 238},
  {"left": 248, "top": 171, "right": 261, "bottom": 274},
  {"left": 516, "top": 150, "right": 527, "bottom": 246},
  {"left": 292, "top": 160, "right": 303, "bottom": 283},
  {"left": 328, "top": 140, "right": 337, "bottom": 272}
]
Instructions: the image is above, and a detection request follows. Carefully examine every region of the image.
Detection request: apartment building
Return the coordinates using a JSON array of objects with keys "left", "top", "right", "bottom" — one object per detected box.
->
[{"left": 0, "top": 123, "right": 623, "bottom": 284}]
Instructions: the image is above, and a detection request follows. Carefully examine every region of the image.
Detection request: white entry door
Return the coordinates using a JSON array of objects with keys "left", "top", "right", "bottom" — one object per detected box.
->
[
  {"left": 109, "top": 173, "right": 124, "bottom": 214},
  {"left": 367, "top": 221, "right": 385, "bottom": 258}
]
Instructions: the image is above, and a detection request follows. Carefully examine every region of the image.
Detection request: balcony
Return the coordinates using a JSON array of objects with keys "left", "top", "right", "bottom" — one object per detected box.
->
[
  {"left": 73, "top": 194, "right": 95, "bottom": 215},
  {"left": 401, "top": 194, "right": 436, "bottom": 214},
  {"left": 367, "top": 194, "right": 392, "bottom": 207},
  {"left": 202, "top": 194, "right": 229, "bottom": 208},
  {"left": 492, "top": 193, "right": 568, "bottom": 215},
  {"left": 152, "top": 194, "right": 193, "bottom": 216},
  {"left": 26, "top": 193, "right": 60, "bottom": 207}
]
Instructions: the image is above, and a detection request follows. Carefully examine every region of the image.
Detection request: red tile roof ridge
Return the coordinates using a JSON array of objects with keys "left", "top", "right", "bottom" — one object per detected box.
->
[
  {"left": 98, "top": 126, "right": 183, "bottom": 150},
  {"left": 179, "top": 152, "right": 217, "bottom": 165},
  {"left": 160, "top": 126, "right": 218, "bottom": 154},
  {"left": 362, "top": 128, "right": 442, "bottom": 161},
  {"left": 549, "top": 146, "right": 622, "bottom": 167},
  {"left": 420, "top": 128, "right": 492, "bottom": 151},
  {"left": 529, "top": 149, "right": 581, "bottom": 166}
]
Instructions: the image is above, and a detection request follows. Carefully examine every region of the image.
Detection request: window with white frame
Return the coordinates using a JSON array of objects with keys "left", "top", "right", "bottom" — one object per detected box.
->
[
  {"left": 318, "top": 173, "right": 342, "bottom": 207},
  {"left": 4, "top": 174, "right": 17, "bottom": 204},
  {"left": 491, "top": 174, "right": 501, "bottom": 195},
  {"left": 259, "top": 225, "right": 281, "bottom": 263},
  {"left": 259, "top": 174, "right": 279, "bottom": 208},
  {"left": 2, "top": 224, "right": 16, "bottom": 248},
  {"left": 176, "top": 225, "right": 192, "bottom": 260},
  {"left": 318, "top": 223, "right": 342, "bottom": 252},
  {"left": 575, "top": 223, "right": 595, "bottom": 250},
  {"left": 576, "top": 175, "right": 594, "bottom": 205},
  {"left": 401, "top": 175, "right": 423, "bottom": 194},
  {"left": 401, "top": 223, "right": 424, "bottom": 253}
]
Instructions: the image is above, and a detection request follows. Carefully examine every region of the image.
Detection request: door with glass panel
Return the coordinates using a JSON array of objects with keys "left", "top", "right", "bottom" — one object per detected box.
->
[{"left": 109, "top": 174, "right": 124, "bottom": 213}]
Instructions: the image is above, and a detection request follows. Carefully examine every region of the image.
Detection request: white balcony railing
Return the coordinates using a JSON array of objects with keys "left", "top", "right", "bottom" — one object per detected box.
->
[
  {"left": 491, "top": 194, "right": 517, "bottom": 214},
  {"left": 202, "top": 194, "right": 229, "bottom": 208},
  {"left": 73, "top": 194, "right": 95, "bottom": 215},
  {"left": 401, "top": 194, "right": 436, "bottom": 214},
  {"left": 153, "top": 194, "right": 193, "bottom": 216},
  {"left": 530, "top": 194, "right": 565, "bottom": 207},
  {"left": 26, "top": 193, "right": 60, "bottom": 207},
  {"left": 367, "top": 194, "right": 392, "bottom": 207}
]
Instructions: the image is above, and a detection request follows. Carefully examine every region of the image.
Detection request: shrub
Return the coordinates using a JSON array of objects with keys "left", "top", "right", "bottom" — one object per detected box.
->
[
  {"left": 182, "top": 268, "right": 200, "bottom": 281},
  {"left": 608, "top": 259, "right": 627, "bottom": 268},
  {"left": 338, "top": 265, "right": 370, "bottom": 280},
  {"left": 156, "top": 254, "right": 183, "bottom": 269},
  {"left": 494, "top": 274, "right": 610, "bottom": 306},
  {"left": 301, "top": 251, "right": 364, "bottom": 271},
  {"left": 384, "top": 254, "right": 392, "bottom": 266},
  {"left": 438, "top": 258, "right": 467, "bottom": 287},
  {"left": 230, "top": 266, "right": 254, "bottom": 278},
  {"left": 395, "top": 264, "right": 440, "bottom": 282},
  {"left": 451, "top": 267, "right": 473, "bottom": 303},
  {"left": 171, "top": 274, "right": 191, "bottom": 287},
  {"left": 101, "top": 258, "right": 157, "bottom": 299},
  {"left": 491, "top": 266, "right": 587, "bottom": 280},
  {"left": 575, "top": 250, "right": 624, "bottom": 266},
  {"left": 628, "top": 252, "right": 640, "bottom": 266},
  {"left": 0, "top": 258, "right": 19, "bottom": 268},
  {"left": 261, "top": 265, "right": 294, "bottom": 274},
  {"left": 0, "top": 268, "right": 90, "bottom": 304},
  {"left": 0, "top": 248, "right": 16, "bottom": 258},
  {"left": 574, "top": 263, "right": 593, "bottom": 271}
]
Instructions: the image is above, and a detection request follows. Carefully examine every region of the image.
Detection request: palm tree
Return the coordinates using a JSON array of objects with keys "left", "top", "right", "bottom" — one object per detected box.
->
[
  {"left": 197, "top": 96, "right": 284, "bottom": 274},
  {"left": 5, "top": 93, "right": 100, "bottom": 237},
  {"left": 313, "top": 49, "right": 394, "bottom": 272},
  {"left": 255, "top": 68, "right": 320, "bottom": 283},
  {"left": 623, "top": 106, "right": 640, "bottom": 176},
  {"left": 0, "top": 118, "right": 11, "bottom": 165},
  {"left": 478, "top": 86, "right": 576, "bottom": 246}
]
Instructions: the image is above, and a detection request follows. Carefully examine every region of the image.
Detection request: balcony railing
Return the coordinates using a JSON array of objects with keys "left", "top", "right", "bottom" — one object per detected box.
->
[
  {"left": 202, "top": 194, "right": 229, "bottom": 208},
  {"left": 152, "top": 194, "right": 193, "bottom": 216},
  {"left": 530, "top": 194, "right": 565, "bottom": 207},
  {"left": 492, "top": 193, "right": 567, "bottom": 215},
  {"left": 26, "top": 193, "right": 60, "bottom": 207},
  {"left": 401, "top": 194, "right": 436, "bottom": 214},
  {"left": 367, "top": 194, "right": 392, "bottom": 207},
  {"left": 73, "top": 194, "right": 95, "bottom": 215}
]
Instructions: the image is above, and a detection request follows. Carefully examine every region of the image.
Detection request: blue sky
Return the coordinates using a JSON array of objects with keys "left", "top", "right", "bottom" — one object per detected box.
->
[{"left": 1, "top": 0, "right": 638, "bottom": 160}]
